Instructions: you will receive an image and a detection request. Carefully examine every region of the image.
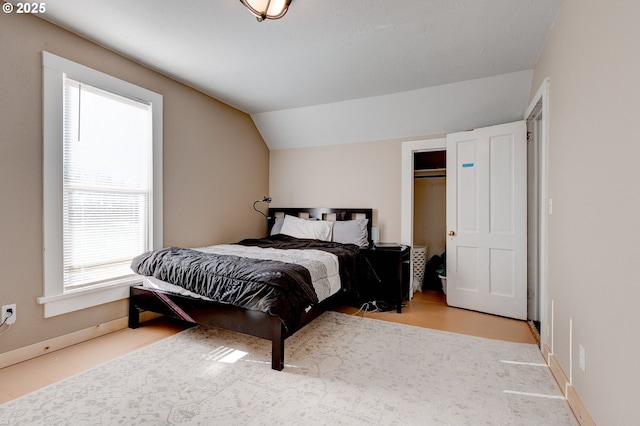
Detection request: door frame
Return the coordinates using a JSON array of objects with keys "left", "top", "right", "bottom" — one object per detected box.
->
[
  {"left": 401, "top": 138, "right": 446, "bottom": 296},
  {"left": 524, "top": 78, "right": 551, "bottom": 348},
  {"left": 400, "top": 78, "right": 553, "bottom": 342},
  {"left": 400, "top": 78, "right": 550, "bottom": 345}
]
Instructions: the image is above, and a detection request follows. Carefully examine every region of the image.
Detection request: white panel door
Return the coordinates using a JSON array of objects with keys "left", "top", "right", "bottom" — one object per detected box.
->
[{"left": 446, "top": 121, "right": 527, "bottom": 320}]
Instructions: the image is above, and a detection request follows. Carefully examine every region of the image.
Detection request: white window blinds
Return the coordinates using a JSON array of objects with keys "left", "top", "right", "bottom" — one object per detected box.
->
[{"left": 62, "top": 77, "right": 152, "bottom": 290}]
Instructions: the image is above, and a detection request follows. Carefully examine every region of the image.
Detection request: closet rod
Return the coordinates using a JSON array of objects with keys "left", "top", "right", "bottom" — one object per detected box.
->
[{"left": 414, "top": 174, "right": 446, "bottom": 179}]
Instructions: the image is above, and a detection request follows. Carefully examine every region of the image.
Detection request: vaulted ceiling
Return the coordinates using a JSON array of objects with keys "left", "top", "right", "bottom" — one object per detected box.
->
[{"left": 25, "top": 0, "right": 563, "bottom": 149}]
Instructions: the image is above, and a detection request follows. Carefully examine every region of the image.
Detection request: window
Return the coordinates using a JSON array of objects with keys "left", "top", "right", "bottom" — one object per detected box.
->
[{"left": 40, "top": 52, "right": 163, "bottom": 317}]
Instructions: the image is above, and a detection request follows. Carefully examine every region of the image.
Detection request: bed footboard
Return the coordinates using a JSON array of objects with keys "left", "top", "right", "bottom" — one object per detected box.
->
[{"left": 128, "top": 286, "right": 288, "bottom": 370}]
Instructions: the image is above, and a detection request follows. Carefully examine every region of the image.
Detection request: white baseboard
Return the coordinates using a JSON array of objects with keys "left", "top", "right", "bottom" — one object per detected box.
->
[
  {"left": 0, "top": 311, "right": 160, "bottom": 369},
  {"left": 542, "top": 345, "right": 596, "bottom": 426}
]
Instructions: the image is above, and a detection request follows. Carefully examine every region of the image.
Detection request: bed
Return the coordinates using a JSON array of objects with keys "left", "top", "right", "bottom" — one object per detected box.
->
[{"left": 128, "top": 207, "right": 377, "bottom": 370}]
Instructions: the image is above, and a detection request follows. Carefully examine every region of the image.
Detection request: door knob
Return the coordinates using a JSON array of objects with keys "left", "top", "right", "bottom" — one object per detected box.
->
[{"left": 448, "top": 230, "right": 456, "bottom": 236}]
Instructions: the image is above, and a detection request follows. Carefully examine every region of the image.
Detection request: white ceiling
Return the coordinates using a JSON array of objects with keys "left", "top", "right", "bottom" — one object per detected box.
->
[{"left": 27, "top": 0, "right": 563, "bottom": 149}]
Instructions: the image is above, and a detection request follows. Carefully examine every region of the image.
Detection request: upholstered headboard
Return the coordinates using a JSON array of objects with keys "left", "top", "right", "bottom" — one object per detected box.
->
[{"left": 267, "top": 207, "right": 373, "bottom": 247}]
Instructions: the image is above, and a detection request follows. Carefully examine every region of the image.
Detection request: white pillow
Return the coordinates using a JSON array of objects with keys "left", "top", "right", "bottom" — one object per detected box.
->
[{"left": 280, "top": 215, "right": 334, "bottom": 241}]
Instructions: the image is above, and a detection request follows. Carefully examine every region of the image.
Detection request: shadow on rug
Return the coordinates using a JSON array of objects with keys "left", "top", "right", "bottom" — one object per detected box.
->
[{"left": 0, "top": 312, "right": 577, "bottom": 425}]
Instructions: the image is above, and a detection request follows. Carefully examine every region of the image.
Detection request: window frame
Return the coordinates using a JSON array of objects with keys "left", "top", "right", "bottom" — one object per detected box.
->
[{"left": 40, "top": 51, "right": 163, "bottom": 317}]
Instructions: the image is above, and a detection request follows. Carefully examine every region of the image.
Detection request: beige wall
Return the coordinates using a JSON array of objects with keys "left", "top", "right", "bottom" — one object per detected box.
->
[
  {"left": 413, "top": 177, "right": 446, "bottom": 258},
  {"left": 0, "top": 13, "right": 269, "bottom": 352},
  {"left": 531, "top": 1, "right": 640, "bottom": 424},
  {"left": 269, "top": 139, "right": 406, "bottom": 244}
]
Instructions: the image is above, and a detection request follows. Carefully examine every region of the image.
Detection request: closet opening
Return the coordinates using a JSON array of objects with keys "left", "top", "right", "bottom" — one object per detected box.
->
[{"left": 412, "top": 150, "right": 447, "bottom": 295}]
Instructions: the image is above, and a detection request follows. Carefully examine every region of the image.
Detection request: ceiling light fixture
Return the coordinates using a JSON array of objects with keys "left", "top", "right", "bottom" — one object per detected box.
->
[{"left": 239, "top": 0, "right": 291, "bottom": 22}]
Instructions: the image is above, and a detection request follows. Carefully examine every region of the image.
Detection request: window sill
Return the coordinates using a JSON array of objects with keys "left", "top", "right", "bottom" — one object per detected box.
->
[{"left": 37, "top": 277, "right": 142, "bottom": 318}]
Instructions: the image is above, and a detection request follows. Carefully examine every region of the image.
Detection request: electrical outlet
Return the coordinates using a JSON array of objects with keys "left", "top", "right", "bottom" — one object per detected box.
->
[
  {"left": 579, "top": 345, "right": 586, "bottom": 372},
  {"left": 2, "top": 304, "right": 16, "bottom": 325}
]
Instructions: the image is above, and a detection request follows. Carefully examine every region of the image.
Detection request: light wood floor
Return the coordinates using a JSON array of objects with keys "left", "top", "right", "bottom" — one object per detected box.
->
[
  {"left": 335, "top": 290, "right": 538, "bottom": 344},
  {"left": 0, "top": 290, "right": 537, "bottom": 405}
]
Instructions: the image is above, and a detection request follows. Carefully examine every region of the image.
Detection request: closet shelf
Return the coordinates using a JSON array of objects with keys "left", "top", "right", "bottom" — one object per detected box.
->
[{"left": 414, "top": 168, "right": 446, "bottom": 179}]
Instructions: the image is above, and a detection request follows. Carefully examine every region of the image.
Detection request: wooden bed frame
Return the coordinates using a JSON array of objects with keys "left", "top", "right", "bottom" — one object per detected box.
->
[{"left": 128, "top": 207, "right": 373, "bottom": 370}]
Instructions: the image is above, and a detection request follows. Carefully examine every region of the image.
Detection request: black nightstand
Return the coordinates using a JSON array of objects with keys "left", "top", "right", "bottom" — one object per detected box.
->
[{"left": 361, "top": 244, "right": 411, "bottom": 313}]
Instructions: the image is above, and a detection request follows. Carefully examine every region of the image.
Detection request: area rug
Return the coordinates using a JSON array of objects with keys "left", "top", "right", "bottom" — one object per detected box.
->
[{"left": 0, "top": 312, "right": 577, "bottom": 425}]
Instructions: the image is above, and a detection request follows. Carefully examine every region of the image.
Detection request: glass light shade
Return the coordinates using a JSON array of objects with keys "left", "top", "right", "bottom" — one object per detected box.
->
[{"left": 240, "top": 0, "right": 291, "bottom": 22}]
